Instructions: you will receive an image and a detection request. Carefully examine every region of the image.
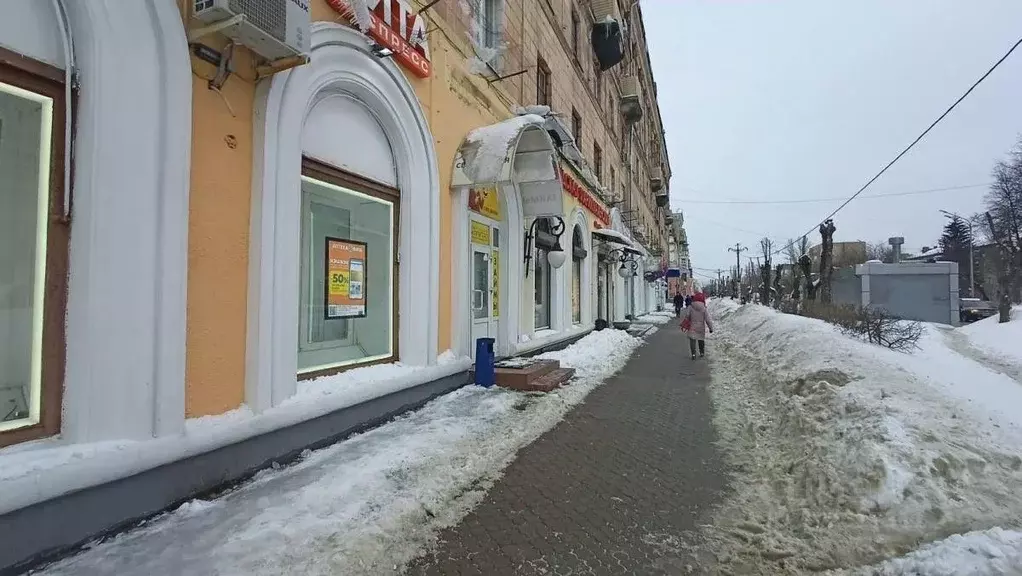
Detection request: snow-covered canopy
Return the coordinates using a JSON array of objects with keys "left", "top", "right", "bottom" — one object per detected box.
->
[
  {"left": 593, "top": 228, "right": 633, "bottom": 247},
  {"left": 452, "top": 114, "right": 554, "bottom": 186}
]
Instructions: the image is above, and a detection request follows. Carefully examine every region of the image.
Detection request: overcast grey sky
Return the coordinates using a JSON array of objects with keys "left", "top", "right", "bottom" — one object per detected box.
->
[{"left": 643, "top": 0, "right": 1022, "bottom": 280}]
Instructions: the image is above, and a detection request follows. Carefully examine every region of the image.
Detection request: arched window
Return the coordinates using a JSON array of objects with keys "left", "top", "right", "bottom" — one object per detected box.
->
[
  {"left": 533, "top": 218, "right": 553, "bottom": 329},
  {"left": 0, "top": 47, "right": 68, "bottom": 446},
  {"left": 571, "top": 225, "right": 586, "bottom": 324}
]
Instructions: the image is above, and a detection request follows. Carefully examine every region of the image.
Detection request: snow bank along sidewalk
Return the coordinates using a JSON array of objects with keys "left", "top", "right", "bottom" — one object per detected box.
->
[
  {"left": 635, "top": 310, "right": 675, "bottom": 325},
  {"left": 38, "top": 329, "right": 645, "bottom": 576},
  {"left": 959, "top": 305, "right": 1022, "bottom": 365},
  {"left": 946, "top": 306, "right": 1022, "bottom": 384},
  {"left": 701, "top": 299, "right": 1022, "bottom": 575}
]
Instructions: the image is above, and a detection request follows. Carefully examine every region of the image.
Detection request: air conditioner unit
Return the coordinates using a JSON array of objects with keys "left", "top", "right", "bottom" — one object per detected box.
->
[
  {"left": 619, "top": 75, "right": 643, "bottom": 123},
  {"left": 655, "top": 189, "right": 669, "bottom": 208},
  {"left": 192, "top": 0, "right": 310, "bottom": 61},
  {"left": 591, "top": 0, "right": 621, "bottom": 21},
  {"left": 650, "top": 166, "right": 663, "bottom": 191},
  {"left": 621, "top": 75, "right": 640, "bottom": 98}
]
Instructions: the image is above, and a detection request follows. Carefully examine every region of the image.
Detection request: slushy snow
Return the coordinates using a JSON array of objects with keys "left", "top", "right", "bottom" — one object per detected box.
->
[
  {"left": 38, "top": 329, "right": 644, "bottom": 576},
  {"left": 702, "top": 299, "right": 1022, "bottom": 575}
]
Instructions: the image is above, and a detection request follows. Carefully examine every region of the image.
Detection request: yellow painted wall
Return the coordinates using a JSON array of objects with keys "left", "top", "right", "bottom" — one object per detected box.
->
[
  {"left": 181, "top": 1, "right": 519, "bottom": 416},
  {"left": 184, "top": 35, "right": 258, "bottom": 417}
]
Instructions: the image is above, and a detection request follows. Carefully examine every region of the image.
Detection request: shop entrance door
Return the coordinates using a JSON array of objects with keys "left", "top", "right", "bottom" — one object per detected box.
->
[{"left": 470, "top": 218, "right": 500, "bottom": 359}]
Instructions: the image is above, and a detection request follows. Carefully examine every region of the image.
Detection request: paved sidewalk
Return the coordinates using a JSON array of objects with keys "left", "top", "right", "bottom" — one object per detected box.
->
[{"left": 408, "top": 322, "right": 729, "bottom": 575}]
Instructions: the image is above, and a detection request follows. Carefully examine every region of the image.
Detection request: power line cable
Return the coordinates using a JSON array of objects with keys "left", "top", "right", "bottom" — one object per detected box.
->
[
  {"left": 681, "top": 182, "right": 991, "bottom": 205},
  {"left": 773, "top": 34, "right": 1022, "bottom": 256},
  {"left": 687, "top": 216, "right": 786, "bottom": 242}
]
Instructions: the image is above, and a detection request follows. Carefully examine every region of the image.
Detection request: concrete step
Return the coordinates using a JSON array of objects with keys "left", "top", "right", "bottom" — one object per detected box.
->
[
  {"left": 502, "top": 367, "right": 575, "bottom": 393},
  {"left": 493, "top": 358, "right": 559, "bottom": 389}
]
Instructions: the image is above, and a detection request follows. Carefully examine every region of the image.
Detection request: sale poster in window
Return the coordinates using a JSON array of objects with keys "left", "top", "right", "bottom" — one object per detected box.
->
[{"left": 325, "top": 237, "right": 368, "bottom": 319}]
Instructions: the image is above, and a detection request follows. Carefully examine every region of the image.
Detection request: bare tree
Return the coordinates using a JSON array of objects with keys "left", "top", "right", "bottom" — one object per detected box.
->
[
  {"left": 818, "top": 219, "right": 837, "bottom": 303},
  {"left": 785, "top": 237, "right": 809, "bottom": 299},
  {"left": 985, "top": 211, "right": 1017, "bottom": 323},
  {"left": 773, "top": 263, "right": 784, "bottom": 308},
  {"left": 865, "top": 241, "right": 894, "bottom": 263},
  {"left": 760, "top": 238, "right": 773, "bottom": 306},
  {"left": 982, "top": 136, "right": 1022, "bottom": 322},
  {"left": 798, "top": 253, "right": 816, "bottom": 300}
]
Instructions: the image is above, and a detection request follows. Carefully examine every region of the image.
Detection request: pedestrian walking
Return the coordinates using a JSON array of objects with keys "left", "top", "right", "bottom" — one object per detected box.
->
[
  {"left": 673, "top": 292, "right": 684, "bottom": 317},
  {"left": 684, "top": 294, "right": 692, "bottom": 308},
  {"left": 680, "top": 292, "right": 713, "bottom": 360}
]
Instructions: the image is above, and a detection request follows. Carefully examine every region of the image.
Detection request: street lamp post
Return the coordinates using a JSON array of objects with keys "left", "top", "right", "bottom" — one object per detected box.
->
[{"left": 939, "top": 210, "right": 974, "bottom": 297}]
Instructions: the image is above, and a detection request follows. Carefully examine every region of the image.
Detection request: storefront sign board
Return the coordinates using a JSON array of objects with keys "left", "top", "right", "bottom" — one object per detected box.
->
[
  {"left": 520, "top": 188, "right": 563, "bottom": 218},
  {"left": 326, "top": 237, "right": 368, "bottom": 319},
  {"left": 470, "top": 220, "right": 491, "bottom": 245},
  {"left": 327, "top": 0, "right": 432, "bottom": 78},
  {"left": 468, "top": 186, "right": 500, "bottom": 220},
  {"left": 560, "top": 164, "right": 610, "bottom": 225}
]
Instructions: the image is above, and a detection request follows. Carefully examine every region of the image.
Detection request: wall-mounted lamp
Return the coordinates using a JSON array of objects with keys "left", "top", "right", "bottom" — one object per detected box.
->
[
  {"left": 606, "top": 247, "right": 640, "bottom": 278},
  {"left": 524, "top": 216, "right": 566, "bottom": 277},
  {"left": 370, "top": 43, "right": 394, "bottom": 58},
  {"left": 618, "top": 259, "right": 638, "bottom": 278}
]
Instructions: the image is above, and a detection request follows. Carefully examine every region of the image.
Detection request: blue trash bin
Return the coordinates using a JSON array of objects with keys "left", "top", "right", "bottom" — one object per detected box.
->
[{"left": 474, "top": 338, "right": 496, "bottom": 388}]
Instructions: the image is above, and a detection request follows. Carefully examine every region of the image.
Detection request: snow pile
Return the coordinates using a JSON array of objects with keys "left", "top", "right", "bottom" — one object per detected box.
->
[
  {"left": 0, "top": 357, "right": 470, "bottom": 517},
  {"left": 635, "top": 311, "right": 673, "bottom": 325},
  {"left": 39, "top": 330, "right": 643, "bottom": 576},
  {"left": 466, "top": 45, "right": 503, "bottom": 75},
  {"left": 459, "top": 114, "right": 546, "bottom": 184},
  {"left": 287, "top": 361, "right": 447, "bottom": 407},
  {"left": 832, "top": 527, "right": 1022, "bottom": 575},
  {"left": 536, "top": 328, "right": 641, "bottom": 380},
  {"left": 702, "top": 301, "right": 1022, "bottom": 574},
  {"left": 0, "top": 440, "right": 136, "bottom": 484},
  {"left": 959, "top": 305, "right": 1022, "bottom": 368}
]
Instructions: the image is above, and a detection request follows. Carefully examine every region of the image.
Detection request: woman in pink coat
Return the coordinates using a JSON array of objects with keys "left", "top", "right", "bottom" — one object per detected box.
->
[{"left": 680, "top": 292, "right": 714, "bottom": 359}]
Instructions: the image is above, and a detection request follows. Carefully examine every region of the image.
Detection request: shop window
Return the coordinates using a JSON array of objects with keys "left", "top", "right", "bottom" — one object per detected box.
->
[
  {"left": 571, "top": 108, "right": 581, "bottom": 149},
  {"left": 297, "top": 159, "right": 398, "bottom": 376},
  {"left": 533, "top": 218, "right": 552, "bottom": 330},
  {"left": 0, "top": 51, "right": 68, "bottom": 446},
  {"left": 572, "top": 226, "right": 585, "bottom": 325},
  {"left": 536, "top": 55, "right": 551, "bottom": 106}
]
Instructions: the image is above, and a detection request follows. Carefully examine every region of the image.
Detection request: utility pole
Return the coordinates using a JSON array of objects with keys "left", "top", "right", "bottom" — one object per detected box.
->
[
  {"left": 728, "top": 243, "right": 747, "bottom": 299},
  {"left": 939, "top": 210, "right": 974, "bottom": 297}
]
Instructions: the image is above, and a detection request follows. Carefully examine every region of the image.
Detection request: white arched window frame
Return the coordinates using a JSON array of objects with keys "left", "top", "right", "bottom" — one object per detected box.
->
[
  {"left": 248, "top": 23, "right": 440, "bottom": 412},
  {"left": 15, "top": 0, "right": 194, "bottom": 444},
  {"left": 568, "top": 207, "right": 593, "bottom": 328}
]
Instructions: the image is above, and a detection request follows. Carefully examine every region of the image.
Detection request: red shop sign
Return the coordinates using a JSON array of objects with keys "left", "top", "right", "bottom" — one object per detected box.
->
[
  {"left": 561, "top": 167, "right": 610, "bottom": 225},
  {"left": 327, "top": 0, "right": 432, "bottom": 78}
]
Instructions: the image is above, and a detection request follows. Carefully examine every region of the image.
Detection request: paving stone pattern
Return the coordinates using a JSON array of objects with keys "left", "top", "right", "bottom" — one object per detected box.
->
[{"left": 407, "top": 323, "right": 729, "bottom": 575}]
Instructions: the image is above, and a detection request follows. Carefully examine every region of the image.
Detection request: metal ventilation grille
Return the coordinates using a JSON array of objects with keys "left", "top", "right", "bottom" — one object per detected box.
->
[{"left": 230, "top": 0, "right": 286, "bottom": 42}]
